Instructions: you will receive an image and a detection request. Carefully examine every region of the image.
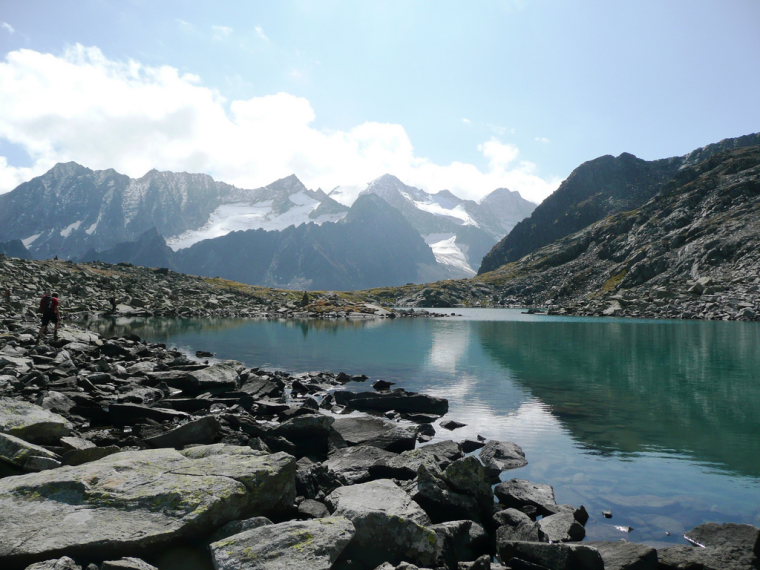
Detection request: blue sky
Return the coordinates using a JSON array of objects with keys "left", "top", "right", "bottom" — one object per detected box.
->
[{"left": 1, "top": 0, "right": 758, "bottom": 203}]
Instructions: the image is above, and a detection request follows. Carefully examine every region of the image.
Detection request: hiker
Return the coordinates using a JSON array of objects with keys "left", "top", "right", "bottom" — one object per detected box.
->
[
  {"left": 108, "top": 295, "right": 117, "bottom": 313},
  {"left": 37, "top": 291, "right": 61, "bottom": 343}
]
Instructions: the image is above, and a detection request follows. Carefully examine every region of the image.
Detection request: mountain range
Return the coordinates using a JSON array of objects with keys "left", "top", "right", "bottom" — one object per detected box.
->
[{"left": 0, "top": 164, "right": 535, "bottom": 289}]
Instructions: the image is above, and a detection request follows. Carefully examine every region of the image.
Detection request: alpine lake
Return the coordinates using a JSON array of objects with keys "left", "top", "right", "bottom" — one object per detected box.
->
[{"left": 89, "top": 308, "right": 760, "bottom": 546}]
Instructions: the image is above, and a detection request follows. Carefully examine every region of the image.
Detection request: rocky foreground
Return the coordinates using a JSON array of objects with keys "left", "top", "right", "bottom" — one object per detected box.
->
[{"left": 1, "top": 310, "right": 759, "bottom": 569}]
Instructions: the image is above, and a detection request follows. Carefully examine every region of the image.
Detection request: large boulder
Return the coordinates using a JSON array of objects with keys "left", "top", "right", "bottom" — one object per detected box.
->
[
  {"left": 332, "top": 416, "right": 417, "bottom": 452},
  {"left": 0, "top": 397, "right": 72, "bottom": 444},
  {"left": 497, "top": 541, "right": 604, "bottom": 570},
  {"left": 324, "top": 445, "right": 398, "bottom": 484},
  {"left": 585, "top": 541, "right": 657, "bottom": 570},
  {"left": 272, "top": 413, "right": 337, "bottom": 460},
  {"left": 409, "top": 457, "right": 493, "bottom": 524},
  {"left": 658, "top": 522, "right": 760, "bottom": 570},
  {"left": 168, "top": 362, "right": 240, "bottom": 395},
  {"left": 0, "top": 445, "right": 296, "bottom": 568},
  {"left": 478, "top": 440, "right": 527, "bottom": 481},
  {"left": 325, "top": 479, "right": 439, "bottom": 568},
  {"left": 144, "top": 415, "right": 221, "bottom": 448},
  {"left": 494, "top": 479, "right": 558, "bottom": 517},
  {"left": 210, "top": 516, "right": 355, "bottom": 570},
  {"left": 370, "top": 441, "right": 464, "bottom": 481}
]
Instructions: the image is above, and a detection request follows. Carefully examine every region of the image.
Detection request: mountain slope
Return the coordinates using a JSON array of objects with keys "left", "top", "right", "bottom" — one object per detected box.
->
[
  {"left": 479, "top": 132, "right": 760, "bottom": 274},
  {"left": 477, "top": 144, "right": 760, "bottom": 319}
]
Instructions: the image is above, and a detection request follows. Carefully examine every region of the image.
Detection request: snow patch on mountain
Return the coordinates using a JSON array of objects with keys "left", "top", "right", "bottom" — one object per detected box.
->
[
  {"left": 327, "top": 184, "right": 363, "bottom": 206},
  {"left": 22, "top": 233, "right": 41, "bottom": 248},
  {"left": 60, "top": 220, "right": 82, "bottom": 237},
  {"left": 410, "top": 197, "right": 478, "bottom": 226},
  {"left": 424, "top": 233, "right": 476, "bottom": 275},
  {"left": 167, "top": 198, "right": 347, "bottom": 250}
]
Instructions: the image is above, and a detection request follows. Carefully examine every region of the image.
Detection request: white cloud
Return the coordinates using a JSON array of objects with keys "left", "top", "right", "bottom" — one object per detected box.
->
[
  {"left": 211, "top": 25, "right": 233, "bottom": 41},
  {"left": 0, "top": 45, "right": 558, "bottom": 203},
  {"left": 1, "top": 21, "right": 14, "bottom": 34},
  {"left": 254, "top": 25, "right": 270, "bottom": 42},
  {"left": 535, "top": 136, "right": 551, "bottom": 144}
]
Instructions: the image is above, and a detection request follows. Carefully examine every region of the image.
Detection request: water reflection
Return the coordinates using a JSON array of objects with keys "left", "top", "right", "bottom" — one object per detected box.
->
[{"left": 475, "top": 319, "right": 760, "bottom": 477}]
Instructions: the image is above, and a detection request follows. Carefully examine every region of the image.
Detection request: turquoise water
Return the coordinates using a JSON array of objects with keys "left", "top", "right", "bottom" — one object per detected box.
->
[{"left": 92, "top": 309, "right": 760, "bottom": 545}]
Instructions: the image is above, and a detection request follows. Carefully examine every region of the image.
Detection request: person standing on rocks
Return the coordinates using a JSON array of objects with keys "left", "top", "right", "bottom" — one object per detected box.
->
[{"left": 36, "top": 291, "right": 61, "bottom": 343}]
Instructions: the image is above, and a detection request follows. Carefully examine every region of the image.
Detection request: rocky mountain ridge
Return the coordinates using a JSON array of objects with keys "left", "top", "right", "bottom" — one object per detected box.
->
[
  {"left": 479, "top": 132, "right": 760, "bottom": 274},
  {"left": 0, "top": 165, "right": 535, "bottom": 280}
]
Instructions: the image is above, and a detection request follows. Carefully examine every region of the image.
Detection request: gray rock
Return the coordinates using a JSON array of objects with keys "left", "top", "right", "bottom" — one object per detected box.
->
[
  {"left": 324, "top": 445, "right": 398, "bottom": 484},
  {"left": 370, "top": 441, "right": 463, "bottom": 480},
  {"left": 494, "top": 479, "right": 557, "bottom": 516},
  {"left": 585, "top": 541, "right": 657, "bottom": 570},
  {"left": 24, "top": 557, "right": 81, "bottom": 570},
  {"left": 346, "top": 389, "right": 449, "bottom": 415},
  {"left": 0, "top": 432, "right": 61, "bottom": 472},
  {"left": 410, "top": 462, "right": 488, "bottom": 524},
  {"left": 494, "top": 509, "right": 545, "bottom": 543},
  {"left": 325, "top": 479, "right": 438, "bottom": 568},
  {"left": 0, "top": 397, "right": 72, "bottom": 443},
  {"left": 478, "top": 440, "right": 527, "bottom": 481},
  {"left": 39, "top": 391, "right": 76, "bottom": 414},
  {"left": 297, "top": 498, "right": 330, "bottom": 519},
  {"left": 658, "top": 522, "right": 760, "bottom": 570},
  {"left": 0, "top": 445, "right": 295, "bottom": 566},
  {"left": 177, "top": 362, "right": 240, "bottom": 394},
  {"left": 431, "top": 519, "right": 489, "bottom": 568},
  {"left": 144, "top": 415, "right": 221, "bottom": 448},
  {"left": 497, "top": 541, "right": 603, "bottom": 570},
  {"left": 210, "top": 516, "right": 273, "bottom": 542},
  {"left": 62, "top": 445, "right": 120, "bottom": 466},
  {"left": 332, "top": 415, "right": 417, "bottom": 452},
  {"left": 536, "top": 512, "right": 585, "bottom": 542},
  {"left": 210, "top": 516, "right": 355, "bottom": 570}
]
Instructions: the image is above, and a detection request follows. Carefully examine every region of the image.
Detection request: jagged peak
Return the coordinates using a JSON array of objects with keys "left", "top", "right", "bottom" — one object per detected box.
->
[
  {"left": 47, "top": 161, "right": 91, "bottom": 177},
  {"left": 266, "top": 173, "right": 306, "bottom": 192}
]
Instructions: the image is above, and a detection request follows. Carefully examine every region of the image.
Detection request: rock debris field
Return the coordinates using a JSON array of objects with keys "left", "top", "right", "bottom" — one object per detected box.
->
[{"left": 1, "top": 256, "right": 759, "bottom": 569}]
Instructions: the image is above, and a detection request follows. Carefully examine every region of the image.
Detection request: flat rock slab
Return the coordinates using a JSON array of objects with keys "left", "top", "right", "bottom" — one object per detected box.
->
[
  {"left": 210, "top": 516, "right": 355, "bottom": 570},
  {"left": 498, "top": 541, "right": 604, "bottom": 570},
  {"left": 325, "top": 478, "right": 438, "bottom": 568},
  {"left": 0, "top": 397, "right": 72, "bottom": 443},
  {"left": 347, "top": 390, "right": 448, "bottom": 415},
  {"left": 0, "top": 445, "right": 296, "bottom": 567},
  {"left": 332, "top": 416, "right": 417, "bottom": 453}
]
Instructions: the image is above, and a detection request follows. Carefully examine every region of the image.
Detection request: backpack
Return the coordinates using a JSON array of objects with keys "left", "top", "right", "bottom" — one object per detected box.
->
[{"left": 39, "top": 295, "right": 55, "bottom": 315}]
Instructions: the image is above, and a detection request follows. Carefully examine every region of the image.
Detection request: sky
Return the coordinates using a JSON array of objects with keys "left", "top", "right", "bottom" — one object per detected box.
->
[{"left": 0, "top": 0, "right": 759, "bottom": 204}]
